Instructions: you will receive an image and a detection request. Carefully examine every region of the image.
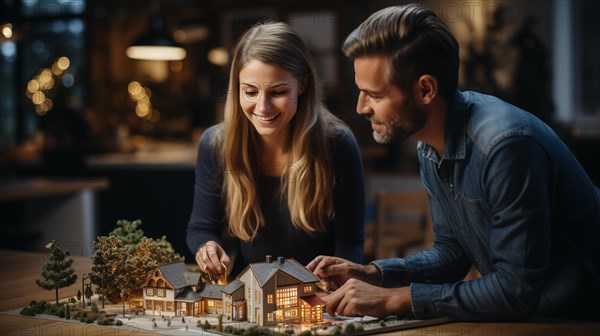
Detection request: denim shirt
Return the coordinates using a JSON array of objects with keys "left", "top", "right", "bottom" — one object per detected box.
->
[{"left": 372, "top": 91, "right": 600, "bottom": 321}]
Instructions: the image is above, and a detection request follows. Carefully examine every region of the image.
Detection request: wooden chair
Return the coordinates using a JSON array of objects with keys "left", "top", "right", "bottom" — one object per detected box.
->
[{"left": 366, "top": 190, "right": 433, "bottom": 260}]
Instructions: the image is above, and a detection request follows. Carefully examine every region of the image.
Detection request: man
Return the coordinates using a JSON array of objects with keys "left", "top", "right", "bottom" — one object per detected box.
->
[{"left": 308, "top": 4, "right": 600, "bottom": 321}]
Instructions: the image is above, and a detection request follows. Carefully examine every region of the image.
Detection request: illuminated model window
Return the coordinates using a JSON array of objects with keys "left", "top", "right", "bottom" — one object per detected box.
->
[
  {"left": 304, "top": 285, "right": 312, "bottom": 293},
  {"left": 267, "top": 294, "right": 274, "bottom": 304},
  {"left": 146, "top": 288, "right": 154, "bottom": 296},
  {"left": 255, "top": 291, "right": 261, "bottom": 303},
  {"left": 207, "top": 300, "right": 215, "bottom": 308},
  {"left": 276, "top": 287, "right": 298, "bottom": 309},
  {"left": 157, "top": 289, "right": 165, "bottom": 297}
]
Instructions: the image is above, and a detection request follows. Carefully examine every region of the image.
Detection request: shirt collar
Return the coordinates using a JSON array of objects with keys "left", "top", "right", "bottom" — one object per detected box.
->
[
  {"left": 442, "top": 91, "right": 467, "bottom": 161},
  {"left": 419, "top": 91, "right": 467, "bottom": 163}
]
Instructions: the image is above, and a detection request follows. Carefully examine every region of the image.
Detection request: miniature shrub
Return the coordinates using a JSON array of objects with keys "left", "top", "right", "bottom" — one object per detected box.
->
[
  {"left": 30, "top": 300, "right": 48, "bottom": 314},
  {"left": 86, "top": 316, "right": 95, "bottom": 323},
  {"left": 80, "top": 316, "right": 87, "bottom": 323},
  {"left": 20, "top": 307, "right": 35, "bottom": 316},
  {"left": 355, "top": 324, "right": 364, "bottom": 332},
  {"left": 379, "top": 320, "right": 386, "bottom": 327},
  {"left": 201, "top": 320, "right": 212, "bottom": 330},
  {"left": 344, "top": 323, "right": 356, "bottom": 334},
  {"left": 48, "top": 304, "right": 61, "bottom": 316},
  {"left": 242, "top": 326, "right": 260, "bottom": 336},
  {"left": 91, "top": 303, "right": 99, "bottom": 313},
  {"left": 58, "top": 308, "right": 65, "bottom": 318},
  {"left": 115, "top": 320, "right": 123, "bottom": 326},
  {"left": 331, "top": 325, "right": 342, "bottom": 335},
  {"left": 96, "top": 317, "right": 108, "bottom": 325},
  {"left": 298, "top": 331, "right": 312, "bottom": 336}
]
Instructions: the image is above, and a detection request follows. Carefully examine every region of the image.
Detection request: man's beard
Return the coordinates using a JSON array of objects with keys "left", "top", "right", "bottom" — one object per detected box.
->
[{"left": 372, "top": 95, "right": 427, "bottom": 144}]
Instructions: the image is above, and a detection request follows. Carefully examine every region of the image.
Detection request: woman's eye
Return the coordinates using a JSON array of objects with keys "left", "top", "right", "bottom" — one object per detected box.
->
[
  {"left": 272, "top": 90, "right": 288, "bottom": 96},
  {"left": 244, "top": 91, "right": 258, "bottom": 97}
]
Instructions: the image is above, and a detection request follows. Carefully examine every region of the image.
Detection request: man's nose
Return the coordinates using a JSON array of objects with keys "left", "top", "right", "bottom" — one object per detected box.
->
[{"left": 356, "top": 91, "right": 368, "bottom": 115}]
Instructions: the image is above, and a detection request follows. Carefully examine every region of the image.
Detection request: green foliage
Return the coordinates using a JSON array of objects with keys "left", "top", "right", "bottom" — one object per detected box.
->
[
  {"left": 35, "top": 241, "right": 78, "bottom": 304},
  {"left": 110, "top": 219, "right": 145, "bottom": 250},
  {"left": 298, "top": 331, "right": 312, "bottom": 336},
  {"left": 91, "top": 302, "right": 99, "bottom": 313},
  {"left": 33, "top": 300, "right": 45, "bottom": 314},
  {"left": 344, "top": 323, "right": 356, "bottom": 334},
  {"left": 90, "top": 220, "right": 183, "bottom": 304},
  {"left": 20, "top": 307, "right": 35, "bottom": 316},
  {"left": 97, "top": 317, "right": 114, "bottom": 325},
  {"left": 379, "top": 320, "right": 386, "bottom": 327},
  {"left": 115, "top": 320, "right": 124, "bottom": 326},
  {"left": 331, "top": 325, "right": 342, "bottom": 335},
  {"left": 86, "top": 316, "right": 95, "bottom": 323},
  {"left": 201, "top": 320, "right": 212, "bottom": 330}
]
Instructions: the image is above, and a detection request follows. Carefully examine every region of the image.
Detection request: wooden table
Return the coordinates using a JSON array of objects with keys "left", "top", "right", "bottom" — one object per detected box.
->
[{"left": 1, "top": 249, "right": 599, "bottom": 335}]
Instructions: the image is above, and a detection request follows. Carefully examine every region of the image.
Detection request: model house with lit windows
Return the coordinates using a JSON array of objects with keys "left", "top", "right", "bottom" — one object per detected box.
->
[{"left": 141, "top": 256, "right": 324, "bottom": 326}]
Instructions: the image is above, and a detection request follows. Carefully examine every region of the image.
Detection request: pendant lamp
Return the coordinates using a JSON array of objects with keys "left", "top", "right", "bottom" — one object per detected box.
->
[{"left": 126, "top": 12, "right": 186, "bottom": 61}]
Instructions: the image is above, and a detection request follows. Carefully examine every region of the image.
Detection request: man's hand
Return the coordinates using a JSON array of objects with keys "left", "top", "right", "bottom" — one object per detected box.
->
[
  {"left": 323, "top": 279, "right": 411, "bottom": 318},
  {"left": 307, "top": 255, "right": 382, "bottom": 292},
  {"left": 195, "top": 241, "right": 230, "bottom": 281}
]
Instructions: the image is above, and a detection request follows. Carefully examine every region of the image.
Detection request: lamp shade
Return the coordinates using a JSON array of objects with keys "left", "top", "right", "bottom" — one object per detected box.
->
[{"left": 126, "top": 14, "right": 186, "bottom": 61}]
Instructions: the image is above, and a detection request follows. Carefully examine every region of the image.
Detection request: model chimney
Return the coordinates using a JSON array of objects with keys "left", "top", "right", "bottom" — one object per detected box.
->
[
  {"left": 266, "top": 255, "right": 272, "bottom": 263},
  {"left": 277, "top": 256, "right": 284, "bottom": 264}
]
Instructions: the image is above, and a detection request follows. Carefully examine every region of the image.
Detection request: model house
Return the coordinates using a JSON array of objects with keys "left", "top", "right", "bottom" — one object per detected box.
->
[
  {"left": 141, "top": 256, "right": 324, "bottom": 326},
  {"left": 141, "top": 262, "right": 203, "bottom": 317},
  {"left": 237, "top": 256, "right": 324, "bottom": 326}
]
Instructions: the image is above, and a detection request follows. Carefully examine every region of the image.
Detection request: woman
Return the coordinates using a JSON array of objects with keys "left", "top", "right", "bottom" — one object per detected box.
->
[{"left": 186, "top": 21, "right": 364, "bottom": 278}]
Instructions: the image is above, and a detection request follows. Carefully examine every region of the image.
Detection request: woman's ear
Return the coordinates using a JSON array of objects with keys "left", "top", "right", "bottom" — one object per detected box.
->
[
  {"left": 417, "top": 75, "right": 438, "bottom": 104},
  {"left": 299, "top": 76, "right": 308, "bottom": 95}
]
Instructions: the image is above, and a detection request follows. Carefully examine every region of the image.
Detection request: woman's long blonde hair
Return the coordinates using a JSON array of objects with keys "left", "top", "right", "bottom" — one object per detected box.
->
[{"left": 216, "top": 21, "right": 349, "bottom": 242}]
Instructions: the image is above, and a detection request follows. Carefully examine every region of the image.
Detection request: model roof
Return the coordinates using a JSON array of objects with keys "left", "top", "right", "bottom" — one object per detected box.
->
[
  {"left": 221, "top": 279, "right": 244, "bottom": 294},
  {"left": 198, "top": 284, "right": 225, "bottom": 300},
  {"left": 242, "top": 257, "right": 319, "bottom": 287},
  {"left": 157, "top": 262, "right": 200, "bottom": 289},
  {"left": 175, "top": 287, "right": 202, "bottom": 302}
]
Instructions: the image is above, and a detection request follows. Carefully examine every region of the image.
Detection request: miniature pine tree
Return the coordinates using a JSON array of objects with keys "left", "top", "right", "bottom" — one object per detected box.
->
[
  {"left": 35, "top": 241, "right": 78, "bottom": 304},
  {"left": 110, "top": 219, "right": 145, "bottom": 250}
]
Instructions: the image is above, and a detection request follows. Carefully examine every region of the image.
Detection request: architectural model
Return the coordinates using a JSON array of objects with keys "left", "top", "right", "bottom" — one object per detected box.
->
[{"left": 141, "top": 255, "right": 324, "bottom": 326}]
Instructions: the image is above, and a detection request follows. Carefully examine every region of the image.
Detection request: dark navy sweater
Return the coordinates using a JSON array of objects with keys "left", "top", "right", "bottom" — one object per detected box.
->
[{"left": 186, "top": 124, "right": 365, "bottom": 276}]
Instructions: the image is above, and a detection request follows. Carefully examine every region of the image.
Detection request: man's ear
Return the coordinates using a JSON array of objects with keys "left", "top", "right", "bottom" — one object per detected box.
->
[{"left": 417, "top": 75, "right": 438, "bottom": 104}]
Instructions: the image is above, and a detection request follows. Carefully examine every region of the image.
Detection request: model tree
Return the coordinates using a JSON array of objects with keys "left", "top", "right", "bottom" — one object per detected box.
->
[
  {"left": 89, "top": 235, "right": 128, "bottom": 303},
  {"left": 109, "top": 219, "right": 145, "bottom": 250},
  {"left": 89, "top": 220, "right": 183, "bottom": 303},
  {"left": 35, "top": 241, "right": 78, "bottom": 304}
]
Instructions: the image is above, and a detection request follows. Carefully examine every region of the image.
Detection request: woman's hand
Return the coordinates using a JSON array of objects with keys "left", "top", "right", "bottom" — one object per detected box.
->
[{"left": 195, "top": 241, "right": 231, "bottom": 281}]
